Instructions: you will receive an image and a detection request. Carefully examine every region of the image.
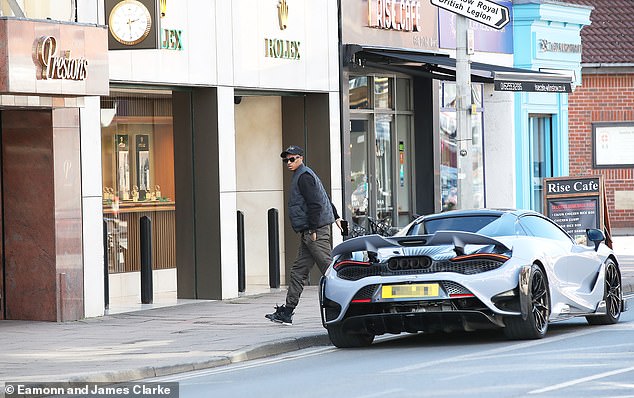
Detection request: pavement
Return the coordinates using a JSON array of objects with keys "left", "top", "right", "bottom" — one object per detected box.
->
[{"left": 0, "top": 236, "right": 633, "bottom": 389}]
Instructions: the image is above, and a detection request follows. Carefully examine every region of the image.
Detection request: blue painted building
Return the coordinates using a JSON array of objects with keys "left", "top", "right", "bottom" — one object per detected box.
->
[{"left": 512, "top": 0, "right": 592, "bottom": 212}]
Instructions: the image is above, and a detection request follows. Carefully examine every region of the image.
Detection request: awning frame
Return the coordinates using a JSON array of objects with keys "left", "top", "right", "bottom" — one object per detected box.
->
[{"left": 345, "top": 45, "right": 573, "bottom": 93}]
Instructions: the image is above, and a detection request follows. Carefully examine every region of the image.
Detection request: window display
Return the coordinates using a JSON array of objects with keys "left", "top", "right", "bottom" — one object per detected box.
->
[{"left": 101, "top": 89, "right": 176, "bottom": 273}]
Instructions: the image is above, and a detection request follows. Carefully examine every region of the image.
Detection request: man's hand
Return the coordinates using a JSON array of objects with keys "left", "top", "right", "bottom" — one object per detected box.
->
[
  {"left": 310, "top": 231, "right": 317, "bottom": 241},
  {"left": 335, "top": 218, "right": 343, "bottom": 233}
]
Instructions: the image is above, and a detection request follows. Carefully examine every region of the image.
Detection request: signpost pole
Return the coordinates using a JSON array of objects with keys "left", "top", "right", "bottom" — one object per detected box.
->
[{"left": 456, "top": 15, "right": 473, "bottom": 208}]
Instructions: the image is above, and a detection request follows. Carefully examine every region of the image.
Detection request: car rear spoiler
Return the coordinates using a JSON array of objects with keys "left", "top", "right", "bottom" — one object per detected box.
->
[{"left": 332, "top": 230, "right": 510, "bottom": 257}]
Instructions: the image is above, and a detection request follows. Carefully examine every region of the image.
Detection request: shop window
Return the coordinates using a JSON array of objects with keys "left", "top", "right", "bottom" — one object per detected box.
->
[
  {"left": 442, "top": 83, "right": 457, "bottom": 108},
  {"left": 396, "top": 78, "right": 412, "bottom": 111},
  {"left": 348, "top": 74, "right": 413, "bottom": 230},
  {"left": 374, "top": 76, "right": 393, "bottom": 109},
  {"left": 349, "top": 76, "right": 370, "bottom": 109},
  {"left": 101, "top": 90, "right": 176, "bottom": 273},
  {"left": 439, "top": 82, "right": 485, "bottom": 211},
  {"left": 375, "top": 114, "right": 393, "bottom": 220},
  {"left": 0, "top": 0, "right": 75, "bottom": 21},
  {"left": 396, "top": 115, "right": 411, "bottom": 226}
]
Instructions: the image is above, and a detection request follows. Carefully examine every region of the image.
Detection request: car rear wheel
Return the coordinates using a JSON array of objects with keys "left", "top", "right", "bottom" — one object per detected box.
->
[
  {"left": 327, "top": 324, "right": 374, "bottom": 348},
  {"left": 586, "top": 259, "right": 622, "bottom": 325},
  {"left": 504, "top": 264, "right": 550, "bottom": 340}
]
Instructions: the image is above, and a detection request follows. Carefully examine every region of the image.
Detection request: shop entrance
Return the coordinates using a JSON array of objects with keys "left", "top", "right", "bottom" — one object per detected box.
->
[
  {"left": 234, "top": 95, "right": 286, "bottom": 292},
  {"left": 234, "top": 93, "right": 333, "bottom": 292},
  {"left": 347, "top": 74, "right": 415, "bottom": 234},
  {"left": 529, "top": 115, "right": 553, "bottom": 213}
]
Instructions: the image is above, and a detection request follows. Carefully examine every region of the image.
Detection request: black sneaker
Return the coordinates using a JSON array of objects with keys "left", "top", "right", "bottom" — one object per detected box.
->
[{"left": 265, "top": 305, "right": 293, "bottom": 325}]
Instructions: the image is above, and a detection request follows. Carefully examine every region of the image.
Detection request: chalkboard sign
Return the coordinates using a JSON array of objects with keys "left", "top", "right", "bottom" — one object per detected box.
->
[{"left": 543, "top": 176, "right": 611, "bottom": 247}]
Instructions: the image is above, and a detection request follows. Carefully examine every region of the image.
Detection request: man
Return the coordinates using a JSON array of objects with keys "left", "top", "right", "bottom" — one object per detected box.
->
[{"left": 266, "top": 145, "right": 342, "bottom": 325}]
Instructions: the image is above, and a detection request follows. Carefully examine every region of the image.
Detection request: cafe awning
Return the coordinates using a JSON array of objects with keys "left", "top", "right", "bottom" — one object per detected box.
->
[{"left": 345, "top": 45, "right": 573, "bottom": 93}]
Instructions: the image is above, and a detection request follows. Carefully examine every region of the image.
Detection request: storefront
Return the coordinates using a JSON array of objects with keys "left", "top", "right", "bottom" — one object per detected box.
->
[
  {"left": 341, "top": 1, "right": 441, "bottom": 232},
  {"left": 99, "top": 0, "right": 341, "bottom": 306},
  {"left": 100, "top": 88, "right": 177, "bottom": 301},
  {"left": 512, "top": 0, "right": 591, "bottom": 212},
  {"left": 340, "top": 1, "right": 576, "bottom": 230},
  {"left": 0, "top": 14, "right": 108, "bottom": 321}
]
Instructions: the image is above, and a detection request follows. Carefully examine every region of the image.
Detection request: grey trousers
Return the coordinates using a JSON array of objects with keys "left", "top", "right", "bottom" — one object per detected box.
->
[{"left": 286, "top": 224, "right": 332, "bottom": 308}]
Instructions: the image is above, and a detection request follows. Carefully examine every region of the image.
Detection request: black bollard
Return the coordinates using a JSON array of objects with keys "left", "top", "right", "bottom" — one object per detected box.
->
[
  {"left": 268, "top": 208, "right": 280, "bottom": 289},
  {"left": 140, "top": 216, "right": 153, "bottom": 304},
  {"left": 103, "top": 220, "right": 110, "bottom": 310},
  {"left": 237, "top": 211, "right": 246, "bottom": 293}
]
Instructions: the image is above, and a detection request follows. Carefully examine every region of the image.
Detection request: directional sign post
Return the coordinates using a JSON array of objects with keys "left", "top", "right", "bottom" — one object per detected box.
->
[{"left": 430, "top": 0, "right": 510, "bottom": 30}]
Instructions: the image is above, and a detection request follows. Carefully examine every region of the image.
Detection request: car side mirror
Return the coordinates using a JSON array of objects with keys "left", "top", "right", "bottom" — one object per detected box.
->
[{"left": 586, "top": 228, "right": 605, "bottom": 251}]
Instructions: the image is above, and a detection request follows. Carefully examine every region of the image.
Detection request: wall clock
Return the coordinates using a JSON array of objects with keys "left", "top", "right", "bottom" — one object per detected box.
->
[{"left": 109, "top": 0, "right": 152, "bottom": 46}]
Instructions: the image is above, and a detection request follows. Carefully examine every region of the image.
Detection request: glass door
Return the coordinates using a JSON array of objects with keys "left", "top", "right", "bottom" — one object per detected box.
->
[
  {"left": 375, "top": 114, "right": 393, "bottom": 223},
  {"left": 529, "top": 116, "right": 553, "bottom": 213},
  {"left": 347, "top": 74, "right": 414, "bottom": 234},
  {"left": 350, "top": 119, "right": 369, "bottom": 231}
]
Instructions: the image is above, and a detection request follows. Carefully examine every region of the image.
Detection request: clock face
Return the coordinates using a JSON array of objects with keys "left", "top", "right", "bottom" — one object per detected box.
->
[{"left": 109, "top": 0, "right": 152, "bottom": 46}]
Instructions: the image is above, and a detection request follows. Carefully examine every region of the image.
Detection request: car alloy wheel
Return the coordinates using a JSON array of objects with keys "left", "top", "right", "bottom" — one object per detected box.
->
[
  {"left": 530, "top": 266, "right": 549, "bottom": 334},
  {"left": 504, "top": 264, "right": 550, "bottom": 340},
  {"left": 587, "top": 259, "right": 622, "bottom": 325}
]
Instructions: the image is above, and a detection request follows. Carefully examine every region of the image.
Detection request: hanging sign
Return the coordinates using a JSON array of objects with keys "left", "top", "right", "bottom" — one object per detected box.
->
[{"left": 430, "top": 0, "right": 510, "bottom": 30}]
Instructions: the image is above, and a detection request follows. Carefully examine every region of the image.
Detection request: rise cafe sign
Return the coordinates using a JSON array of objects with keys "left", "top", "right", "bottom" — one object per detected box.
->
[
  {"left": 543, "top": 176, "right": 612, "bottom": 248},
  {"left": 368, "top": 0, "right": 423, "bottom": 32}
]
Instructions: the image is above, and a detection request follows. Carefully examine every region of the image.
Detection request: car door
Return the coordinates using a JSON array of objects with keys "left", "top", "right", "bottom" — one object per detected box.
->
[{"left": 520, "top": 215, "right": 602, "bottom": 310}]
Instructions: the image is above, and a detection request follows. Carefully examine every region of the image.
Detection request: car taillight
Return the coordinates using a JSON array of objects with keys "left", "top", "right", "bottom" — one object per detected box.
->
[
  {"left": 450, "top": 253, "right": 510, "bottom": 262},
  {"left": 333, "top": 260, "right": 371, "bottom": 271},
  {"left": 351, "top": 298, "right": 372, "bottom": 303}
]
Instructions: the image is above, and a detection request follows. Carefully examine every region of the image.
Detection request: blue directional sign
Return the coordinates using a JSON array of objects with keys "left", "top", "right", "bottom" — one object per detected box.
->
[{"left": 430, "top": 0, "right": 510, "bottom": 30}]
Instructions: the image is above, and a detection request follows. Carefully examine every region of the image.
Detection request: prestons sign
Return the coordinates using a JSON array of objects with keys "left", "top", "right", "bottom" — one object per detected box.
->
[{"left": 35, "top": 36, "right": 88, "bottom": 81}]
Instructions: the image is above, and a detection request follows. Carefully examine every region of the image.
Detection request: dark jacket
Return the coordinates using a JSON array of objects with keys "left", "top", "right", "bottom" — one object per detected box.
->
[{"left": 288, "top": 164, "right": 335, "bottom": 232}]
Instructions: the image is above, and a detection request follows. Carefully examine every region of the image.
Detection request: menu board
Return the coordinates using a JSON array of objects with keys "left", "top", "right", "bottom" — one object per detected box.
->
[
  {"left": 543, "top": 176, "right": 610, "bottom": 247},
  {"left": 547, "top": 198, "right": 599, "bottom": 245}
]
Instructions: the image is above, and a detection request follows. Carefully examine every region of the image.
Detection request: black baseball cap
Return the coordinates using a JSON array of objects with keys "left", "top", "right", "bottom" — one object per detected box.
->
[{"left": 280, "top": 145, "right": 304, "bottom": 158}]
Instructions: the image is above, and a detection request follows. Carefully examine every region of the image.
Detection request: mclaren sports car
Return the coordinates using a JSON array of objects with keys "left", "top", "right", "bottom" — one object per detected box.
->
[{"left": 320, "top": 209, "right": 625, "bottom": 348}]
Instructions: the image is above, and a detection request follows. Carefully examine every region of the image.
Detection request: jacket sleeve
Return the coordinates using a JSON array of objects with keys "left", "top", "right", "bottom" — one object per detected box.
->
[
  {"left": 330, "top": 202, "right": 340, "bottom": 220},
  {"left": 297, "top": 172, "right": 321, "bottom": 230}
]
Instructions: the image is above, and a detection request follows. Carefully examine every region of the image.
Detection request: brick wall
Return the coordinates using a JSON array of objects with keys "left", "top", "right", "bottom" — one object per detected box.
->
[{"left": 568, "top": 73, "right": 634, "bottom": 229}]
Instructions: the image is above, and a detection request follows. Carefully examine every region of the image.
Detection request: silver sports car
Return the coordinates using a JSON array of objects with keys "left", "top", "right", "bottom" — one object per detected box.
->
[{"left": 320, "top": 209, "right": 625, "bottom": 348}]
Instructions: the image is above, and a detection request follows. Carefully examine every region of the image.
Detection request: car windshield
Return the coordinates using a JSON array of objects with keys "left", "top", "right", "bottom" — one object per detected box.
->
[
  {"left": 424, "top": 215, "right": 499, "bottom": 234},
  {"left": 403, "top": 213, "right": 519, "bottom": 237}
]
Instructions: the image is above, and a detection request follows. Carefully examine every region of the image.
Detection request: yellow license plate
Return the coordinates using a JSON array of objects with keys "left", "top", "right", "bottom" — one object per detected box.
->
[{"left": 382, "top": 283, "right": 439, "bottom": 299}]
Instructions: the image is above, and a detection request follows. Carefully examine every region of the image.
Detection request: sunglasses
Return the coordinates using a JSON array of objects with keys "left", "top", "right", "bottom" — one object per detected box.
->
[{"left": 282, "top": 156, "right": 300, "bottom": 164}]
